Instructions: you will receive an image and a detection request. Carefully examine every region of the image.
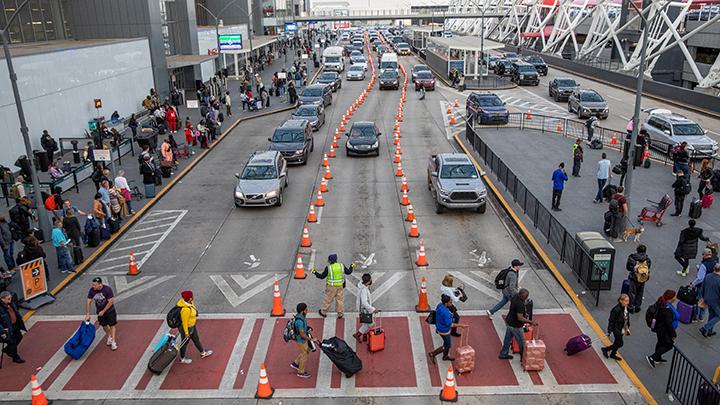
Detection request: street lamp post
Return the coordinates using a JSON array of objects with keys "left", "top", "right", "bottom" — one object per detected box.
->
[
  {"left": 197, "top": 1, "right": 244, "bottom": 71},
  {"left": 1, "top": 0, "right": 52, "bottom": 238}
]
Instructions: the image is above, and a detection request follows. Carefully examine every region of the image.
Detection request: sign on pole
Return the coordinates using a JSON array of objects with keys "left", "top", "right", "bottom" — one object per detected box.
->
[
  {"left": 93, "top": 149, "right": 111, "bottom": 162},
  {"left": 18, "top": 257, "right": 55, "bottom": 309},
  {"left": 186, "top": 99, "right": 199, "bottom": 109},
  {"left": 219, "top": 34, "right": 243, "bottom": 51}
]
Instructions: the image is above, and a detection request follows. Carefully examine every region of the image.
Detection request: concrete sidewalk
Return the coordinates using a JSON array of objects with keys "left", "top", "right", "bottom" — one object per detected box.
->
[{"left": 469, "top": 125, "right": 720, "bottom": 403}]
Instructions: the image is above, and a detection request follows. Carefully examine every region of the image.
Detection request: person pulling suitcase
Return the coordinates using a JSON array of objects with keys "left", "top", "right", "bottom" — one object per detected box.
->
[
  {"left": 175, "top": 291, "right": 213, "bottom": 364},
  {"left": 85, "top": 277, "right": 118, "bottom": 351},
  {"left": 353, "top": 273, "right": 379, "bottom": 342}
]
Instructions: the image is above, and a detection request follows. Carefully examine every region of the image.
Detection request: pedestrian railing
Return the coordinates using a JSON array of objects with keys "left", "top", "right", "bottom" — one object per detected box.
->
[
  {"left": 465, "top": 121, "right": 607, "bottom": 305},
  {"left": 666, "top": 347, "right": 720, "bottom": 405}
]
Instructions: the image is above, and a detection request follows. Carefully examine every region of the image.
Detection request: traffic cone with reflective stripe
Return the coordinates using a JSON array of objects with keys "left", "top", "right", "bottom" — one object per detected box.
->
[
  {"left": 340, "top": 121, "right": 345, "bottom": 131},
  {"left": 127, "top": 250, "right": 140, "bottom": 276},
  {"left": 446, "top": 105, "right": 452, "bottom": 114},
  {"left": 394, "top": 121, "right": 399, "bottom": 131},
  {"left": 400, "top": 189, "right": 410, "bottom": 206},
  {"left": 454, "top": 98, "right": 459, "bottom": 108},
  {"left": 324, "top": 166, "right": 333, "bottom": 180},
  {"left": 307, "top": 205, "right": 317, "bottom": 223},
  {"left": 415, "top": 276, "right": 430, "bottom": 312},
  {"left": 294, "top": 254, "right": 307, "bottom": 279},
  {"left": 611, "top": 133, "right": 617, "bottom": 145},
  {"left": 332, "top": 136, "right": 339, "bottom": 149},
  {"left": 393, "top": 133, "right": 400, "bottom": 146},
  {"left": 30, "top": 374, "right": 50, "bottom": 405},
  {"left": 449, "top": 114, "right": 456, "bottom": 125},
  {"left": 255, "top": 363, "right": 275, "bottom": 398},
  {"left": 394, "top": 152, "right": 401, "bottom": 164},
  {"left": 405, "top": 204, "right": 415, "bottom": 222},
  {"left": 270, "top": 276, "right": 286, "bottom": 317},
  {"left": 322, "top": 153, "right": 329, "bottom": 167},
  {"left": 315, "top": 190, "right": 325, "bottom": 207},
  {"left": 439, "top": 366, "right": 458, "bottom": 402},
  {"left": 301, "top": 225, "right": 312, "bottom": 247},
  {"left": 395, "top": 162, "right": 404, "bottom": 177},
  {"left": 320, "top": 178, "right": 328, "bottom": 193},
  {"left": 409, "top": 219, "right": 419, "bottom": 237},
  {"left": 329, "top": 145, "right": 336, "bottom": 158},
  {"left": 416, "top": 241, "right": 428, "bottom": 266},
  {"left": 401, "top": 176, "right": 409, "bottom": 192},
  {"left": 526, "top": 109, "right": 533, "bottom": 121},
  {"left": 395, "top": 145, "right": 402, "bottom": 155}
]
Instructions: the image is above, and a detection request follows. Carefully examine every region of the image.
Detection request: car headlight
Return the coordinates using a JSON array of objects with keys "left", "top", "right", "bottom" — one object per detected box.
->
[
  {"left": 346, "top": 142, "right": 356, "bottom": 149},
  {"left": 235, "top": 191, "right": 244, "bottom": 199},
  {"left": 603, "top": 108, "right": 609, "bottom": 112},
  {"left": 266, "top": 190, "right": 278, "bottom": 198},
  {"left": 372, "top": 140, "right": 379, "bottom": 148},
  {"left": 294, "top": 150, "right": 304, "bottom": 155},
  {"left": 520, "top": 74, "right": 525, "bottom": 79},
  {"left": 393, "top": 80, "right": 398, "bottom": 84},
  {"left": 439, "top": 189, "right": 451, "bottom": 197}
]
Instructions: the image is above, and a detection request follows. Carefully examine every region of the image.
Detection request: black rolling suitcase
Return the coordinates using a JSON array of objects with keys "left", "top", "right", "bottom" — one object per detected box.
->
[
  {"left": 86, "top": 229, "right": 101, "bottom": 247},
  {"left": 148, "top": 336, "right": 187, "bottom": 374},
  {"left": 689, "top": 198, "right": 703, "bottom": 219},
  {"left": 320, "top": 337, "right": 362, "bottom": 378}
]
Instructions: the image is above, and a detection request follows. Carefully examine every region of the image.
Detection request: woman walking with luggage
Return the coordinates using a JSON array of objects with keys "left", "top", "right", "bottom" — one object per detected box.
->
[
  {"left": 440, "top": 274, "right": 465, "bottom": 337},
  {"left": 698, "top": 159, "right": 714, "bottom": 199},
  {"left": 602, "top": 294, "right": 630, "bottom": 361},
  {"left": 177, "top": 290, "right": 213, "bottom": 364},
  {"left": 428, "top": 294, "right": 467, "bottom": 364},
  {"left": 353, "top": 273, "right": 379, "bottom": 342},
  {"left": 647, "top": 290, "right": 679, "bottom": 368}
]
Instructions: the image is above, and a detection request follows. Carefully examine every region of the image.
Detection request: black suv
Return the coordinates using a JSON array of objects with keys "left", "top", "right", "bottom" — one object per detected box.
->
[
  {"left": 523, "top": 55, "right": 548, "bottom": 76},
  {"left": 494, "top": 59, "right": 513, "bottom": 76},
  {"left": 548, "top": 77, "right": 579, "bottom": 101},
  {"left": 510, "top": 62, "right": 540, "bottom": 86},
  {"left": 379, "top": 69, "right": 399, "bottom": 90},
  {"left": 268, "top": 119, "right": 314, "bottom": 165}
]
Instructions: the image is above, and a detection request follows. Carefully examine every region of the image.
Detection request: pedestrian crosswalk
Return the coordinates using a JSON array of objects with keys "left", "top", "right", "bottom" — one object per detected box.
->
[{"left": 498, "top": 94, "right": 571, "bottom": 116}]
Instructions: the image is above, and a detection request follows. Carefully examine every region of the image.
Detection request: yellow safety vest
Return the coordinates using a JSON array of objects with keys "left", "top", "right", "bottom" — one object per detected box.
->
[{"left": 326, "top": 262, "right": 344, "bottom": 287}]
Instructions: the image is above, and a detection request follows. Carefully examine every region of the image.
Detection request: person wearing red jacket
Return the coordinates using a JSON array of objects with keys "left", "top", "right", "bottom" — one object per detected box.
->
[{"left": 166, "top": 107, "right": 178, "bottom": 133}]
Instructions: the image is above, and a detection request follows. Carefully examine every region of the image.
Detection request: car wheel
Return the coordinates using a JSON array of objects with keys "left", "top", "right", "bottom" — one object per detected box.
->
[
  {"left": 311, "top": 140, "right": 314, "bottom": 152},
  {"left": 234, "top": 202, "right": 242, "bottom": 208},
  {"left": 285, "top": 175, "right": 289, "bottom": 188},
  {"left": 577, "top": 109, "right": 583, "bottom": 119},
  {"left": 435, "top": 200, "right": 444, "bottom": 214},
  {"left": 568, "top": 103, "right": 573, "bottom": 113},
  {"left": 376, "top": 149, "right": 380, "bottom": 157},
  {"left": 276, "top": 192, "right": 283, "bottom": 207},
  {"left": 476, "top": 204, "right": 486, "bottom": 214},
  {"left": 302, "top": 153, "right": 308, "bottom": 165},
  {"left": 554, "top": 94, "right": 559, "bottom": 102},
  {"left": 427, "top": 176, "right": 432, "bottom": 190}
]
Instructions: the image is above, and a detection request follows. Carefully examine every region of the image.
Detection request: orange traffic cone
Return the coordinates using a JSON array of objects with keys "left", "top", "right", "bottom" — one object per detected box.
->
[
  {"left": 335, "top": 128, "right": 339, "bottom": 138},
  {"left": 454, "top": 98, "right": 459, "bottom": 108},
  {"left": 320, "top": 178, "right": 328, "bottom": 193},
  {"left": 395, "top": 145, "right": 402, "bottom": 155},
  {"left": 526, "top": 109, "right": 533, "bottom": 121},
  {"left": 393, "top": 134, "right": 400, "bottom": 146},
  {"left": 394, "top": 121, "right": 399, "bottom": 131},
  {"left": 324, "top": 166, "right": 333, "bottom": 180},
  {"left": 255, "top": 363, "right": 275, "bottom": 398},
  {"left": 301, "top": 225, "right": 312, "bottom": 247},
  {"left": 395, "top": 129, "right": 401, "bottom": 138},
  {"left": 329, "top": 145, "right": 336, "bottom": 158},
  {"left": 439, "top": 365, "right": 458, "bottom": 402},
  {"left": 341, "top": 114, "right": 346, "bottom": 124},
  {"left": 332, "top": 136, "right": 339, "bottom": 149},
  {"left": 397, "top": 111, "right": 403, "bottom": 122},
  {"left": 405, "top": 204, "right": 415, "bottom": 221},
  {"left": 395, "top": 162, "right": 404, "bottom": 177},
  {"left": 294, "top": 254, "right": 307, "bottom": 279},
  {"left": 315, "top": 190, "right": 325, "bottom": 207},
  {"left": 642, "top": 147, "right": 650, "bottom": 161},
  {"left": 416, "top": 241, "right": 428, "bottom": 266},
  {"left": 270, "top": 276, "right": 286, "bottom": 317},
  {"left": 30, "top": 374, "right": 50, "bottom": 405},
  {"left": 340, "top": 121, "right": 345, "bottom": 131},
  {"left": 446, "top": 105, "right": 452, "bottom": 114},
  {"left": 415, "top": 276, "right": 430, "bottom": 312},
  {"left": 409, "top": 219, "right": 419, "bottom": 237},
  {"left": 127, "top": 250, "right": 141, "bottom": 276},
  {"left": 322, "top": 153, "right": 329, "bottom": 167},
  {"left": 400, "top": 189, "right": 410, "bottom": 206},
  {"left": 401, "top": 176, "right": 409, "bottom": 192},
  {"left": 556, "top": 121, "right": 563, "bottom": 133},
  {"left": 307, "top": 204, "right": 317, "bottom": 223},
  {"left": 449, "top": 115, "right": 456, "bottom": 125},
  {"left": 611, "top": 133, "right": 618, "bottom": 145},
  {"left": 394, "top": 152, "right": 401, "bottom": 164}
]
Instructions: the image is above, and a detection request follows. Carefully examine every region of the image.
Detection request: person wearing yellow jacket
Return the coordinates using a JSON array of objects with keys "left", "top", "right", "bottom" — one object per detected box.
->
[{"left": 177, "top": 290, "right": 213, "bottom": 364}]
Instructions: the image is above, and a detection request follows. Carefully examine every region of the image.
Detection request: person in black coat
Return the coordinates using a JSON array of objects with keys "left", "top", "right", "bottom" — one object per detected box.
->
[
  {"left": 626, "top": 244, "right": 652, "bottom": 313},
  {"left": 40, "top": 130, "right": 58, "bottom": 163},
  {"left": 602, "top": 294, "right": 630, "bottom": 361},
  {"left": 670, "top": 171, "right": 690, "bottom": 216},
  {"left": 62, "top": 209, "right": 83, "bottom": 246},
  {"left": 674, "top": 219, "right": 710, "bottom": 276},
  {"left": 140, "top": 156, "right": 156, "bottom": 185},
  {"left": 18, "top": 235, "right": 48, "bottom": 282},
  {"left": 647, "top": 290, "right": 679, "bottom": 368},
  {"left": 0, "top": 291, "right": 26, "bottom": 363}
]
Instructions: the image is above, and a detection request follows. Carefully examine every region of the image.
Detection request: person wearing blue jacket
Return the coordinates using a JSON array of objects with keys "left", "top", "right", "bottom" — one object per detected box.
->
[
  {"left": 551, "top": 162, "right": 568, "bottom": 211},
  {"left": 427, "top": 294, "right": 467, "bottom": 364}
]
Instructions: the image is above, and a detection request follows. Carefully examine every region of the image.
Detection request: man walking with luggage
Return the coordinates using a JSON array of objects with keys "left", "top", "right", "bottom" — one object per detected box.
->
[
  {"left": 488, "top": 259, "right": 522, "bottom": 319},
  {"left": 499, "top": 288, "right": 537, "bottom": 360},
  {"left": 551, "top": 163, "right": 568, "bottom": 211},
  {"left": 353, "top": 273, "right": 379, "bottom": 342},
  {"left": 699, "top": 263, "right": 720, "bottom": 338},
  {"left": 290, "top": 303, "right": 313, "bottom": 378},
  {"left": 671, "top": 171, "right": 690, "bottom": 216},
  {"left": 85, "top": 277, "right": 118, "bottom": 351},
  {"left": 312, "top": 254, "right": 355, "bottom": 318},
  {"left": 428, "top": 294, "right": 467, "bottom": 364},
  {"left": 626, "top": 245, "right": 651, "bottom": 313},
  {"left": 594, "top": 153, "right": 611, "bottom": 203},
  {"left": 674, "top": 219, "right": 710, "bottom": 276}
]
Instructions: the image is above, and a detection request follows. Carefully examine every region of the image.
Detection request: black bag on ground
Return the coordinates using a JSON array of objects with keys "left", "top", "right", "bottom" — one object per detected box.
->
[
  {"left": 161, "top": 165, "right": 172, "bottom": 178},
  {"left": 320, "top": 337, "right": 362, "bottom": 378},
  {"left": 589, "top": 139, "right": 603, "bottom": 149},
  {"left": 696, "top": 381, "right": 720, "bottom": 405},
  {"left": 689, "top": 198, "right": 703, "bottom": 219},
  {"left": 108, "top": 217, "right": 121, "bottom": 234},
  {"left": 86, "top": 229, "right": 101, "bottom": 247},
  {"left": 678, "top": 285, "right": 698, "bottom": 305},
  {"left": 643, "top": 159, "right": 651, "bottom": 169},
  {"left": 148, "top": 337, "right": 185, "bottom": 374},
  {"left": 72, "top": 246, "right": 84, "bottom": 265}
]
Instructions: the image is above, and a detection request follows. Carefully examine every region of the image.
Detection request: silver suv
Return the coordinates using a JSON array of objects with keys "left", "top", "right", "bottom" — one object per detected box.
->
[
  {"left": 567, "top": 89, "right": 608, "bottom": 119},
  {"left": 643, "top": 110, "right": 718, "bottom": 157},
  {"left": 427, "top": 153, "right": 487, "bottom": 214},
  {"left": 234, "top": 151, "right": 288, "bottom": 207}
]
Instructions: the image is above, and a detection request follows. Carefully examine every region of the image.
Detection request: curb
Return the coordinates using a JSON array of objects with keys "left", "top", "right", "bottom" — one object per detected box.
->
[{"left": 453, "top": 131, "right": 658, "bottom": 405}]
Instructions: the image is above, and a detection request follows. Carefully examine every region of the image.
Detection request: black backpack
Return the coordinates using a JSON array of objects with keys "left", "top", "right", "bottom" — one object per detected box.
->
[
  {"left": 494, "top": 267, "right": 512, "bottom": 290},
  {"left": 166, "top": 306, "right": 182, "bottom": 329},
  {"left": 645, "top": 303, "right": 659, "bottom": 331},
  {"left": 283, "top": 315, "right": 301, "bottom": 342}
]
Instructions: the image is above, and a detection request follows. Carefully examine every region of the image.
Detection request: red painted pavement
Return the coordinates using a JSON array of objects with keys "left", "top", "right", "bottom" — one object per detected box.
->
[
  {"left": 264, "top": 317, "right": 324, "bottom": 388},
  {"left": 419, "top": 316, "right": 442, "bottom": 387},
  {"left": 355, "top": 317, "right": 416, "bottom": 388},
  {"left": 330, "top": 317, "right": 344, "bottom": 389},
  {"left": 0, "top": 320, "right": 79, "bottom": 391},
  {"left": 160, "top": 319, "right": 243, "bottom": 390},
  {"left": 64, "top": 319, "right": 163, "bottom": 390},
  {"left": 450, "top": 316, "right": 518, "bottom": 386},
  {"left": 534, "top": 314, "right": 616, "bottom": 385},
  {"left": 233, "top": 318, "right": 265, "bottom": 389}
]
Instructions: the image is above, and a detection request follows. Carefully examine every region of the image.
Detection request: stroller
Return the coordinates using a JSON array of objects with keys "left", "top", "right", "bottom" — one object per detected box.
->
[
  {"left": 638, "top": 194, "right": 672, "bottom": 227},
  {"left": 247, "top": 98, "right": 260, "bottom": 111}
]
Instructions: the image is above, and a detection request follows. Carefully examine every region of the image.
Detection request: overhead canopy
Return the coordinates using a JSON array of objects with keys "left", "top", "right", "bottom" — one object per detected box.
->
[
  {"left": 166, "top": 54, "right": 218, "bottom": 69},
  {"left": 427, "top": 35, "right": 505, "bottom": 52}
]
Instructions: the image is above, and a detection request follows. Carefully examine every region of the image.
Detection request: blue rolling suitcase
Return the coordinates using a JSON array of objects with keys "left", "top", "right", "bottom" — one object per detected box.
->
[{"left": 64, "top": 321, "right": 96, "bottom": 360}]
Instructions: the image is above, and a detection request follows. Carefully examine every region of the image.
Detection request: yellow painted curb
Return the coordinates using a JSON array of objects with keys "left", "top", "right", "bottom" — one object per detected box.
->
[{"left": 454, "top": 131, "right": 657, "bottom": 405}]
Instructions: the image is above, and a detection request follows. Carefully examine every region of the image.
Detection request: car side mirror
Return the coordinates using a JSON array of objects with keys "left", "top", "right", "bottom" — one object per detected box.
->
[
  {"left": 234, "top": 173, "right": 240, "bottom": 179},
  {"left": 663, "top": 129, "right": 671, "bottom": 135},
  {"left": 345, "top": 133, "right": 349, "bottom": 137},
  {"left": 377, "top": 132, "right": 382, "bottom": 136},
  {"left": 503, "top": 102, "right": 507, "bottom": 106},
  {"left": 431, "top": 171, "right": 438, "bottom": 177},
  {"left": 268, "top": 137, "right": 272, "bottom": 142},
  {"left": 280, "top": 172, "right": 286, "bottom": 178}
]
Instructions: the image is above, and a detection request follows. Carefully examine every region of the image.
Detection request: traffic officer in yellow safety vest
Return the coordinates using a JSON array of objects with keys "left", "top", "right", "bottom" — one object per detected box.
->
[{"left": 312, "top": 253, "right": 355, "bottom": 318}]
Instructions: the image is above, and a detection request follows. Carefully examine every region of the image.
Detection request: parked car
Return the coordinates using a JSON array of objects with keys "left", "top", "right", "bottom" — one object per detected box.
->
[
  {"left": 643, "top": 110, "right": 719, "bottom": 157},
  {"left": 299, "top": 84, "right": 332, "bottom": 107},
  {"left": 379, "top": 69, "right": 399, "bottom": 90},
  {"left": 523, "top": 55, "right": 548, "bottom": 76},
  {"left": 291, "top": 104, "right": 326, "bottom": 131},
  {"left": 345, "top": 121, "right": 381, "bottom": 157},
  {"left": 466, "top": 92, "right": 509, "bottom": 125},
  {"left": 510, "top": 61, "right": 540, "bottom": 86},
  {"left": 411, "top": 64, "right": 431, "bottom": 82},
  {"left": 234, "top": 151, "right": 288, "bottom": 207},
  {"left": 502, "top": 52, "right": 520, "bottom": 61},
  {"left": 268, "top": 119, "right": 314, "bottom": 165},
  {"left": 317, "top": 72, "right": 342, "bottom": 92},
  {"left": 346, "top": 64, "right": 366, "bottom": 81},
  {"left": 427, "top": 153, "right": 487, "bottom": 214},
  {"left": 548, "top": 77, "right": 579, "bottom": 101},
  {"left": 414, "top": 71, "right": 436, "bottom": 90},
  {"left": 494, "top": 59, "right": 514, "bottom": 76},
  {"left": 567, "top": 89, "right": 609, "bottom": 119}
]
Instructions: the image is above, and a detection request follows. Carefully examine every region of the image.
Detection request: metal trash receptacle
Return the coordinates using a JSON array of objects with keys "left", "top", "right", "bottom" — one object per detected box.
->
[{"left": 574, "top": 231, "right": 615, "bottom": 291}]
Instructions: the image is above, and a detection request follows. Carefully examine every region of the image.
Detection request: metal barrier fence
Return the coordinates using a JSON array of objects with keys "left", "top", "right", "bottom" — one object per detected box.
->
[
  {"left": 465, "top": 121, "right": 606, "bottom": 305},
  {"left": 666, "top": 347, "right": 720, "bottom": 405}
]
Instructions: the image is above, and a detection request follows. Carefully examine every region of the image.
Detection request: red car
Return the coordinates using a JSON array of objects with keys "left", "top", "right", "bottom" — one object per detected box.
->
[{"left": 414, "top": 71, "right": 436, "bottom": 91}]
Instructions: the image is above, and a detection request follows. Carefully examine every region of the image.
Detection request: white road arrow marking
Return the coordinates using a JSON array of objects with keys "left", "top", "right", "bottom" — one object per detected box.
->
[
  {"left": 468, "top": 249, "right": 491, "bottom": 267},
  {"left": 243, "top": 255, "right": 261, "bottom": 269},
  {"left": 357, "top": 253, "right": 377, "bottom": 268}
]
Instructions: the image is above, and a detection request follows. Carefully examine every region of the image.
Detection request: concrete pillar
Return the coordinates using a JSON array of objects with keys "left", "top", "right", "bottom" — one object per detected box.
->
[
  {"left": 48, "top": 0, "right": 66, "bottom": 40},
  {"left": 174, "top": 0, "right": 203, "bottom": 81}
]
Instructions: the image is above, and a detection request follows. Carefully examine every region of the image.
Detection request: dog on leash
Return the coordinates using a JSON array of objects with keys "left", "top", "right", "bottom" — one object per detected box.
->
[{"left": 622, "top": 226, "right": 645, "bottom": 242}]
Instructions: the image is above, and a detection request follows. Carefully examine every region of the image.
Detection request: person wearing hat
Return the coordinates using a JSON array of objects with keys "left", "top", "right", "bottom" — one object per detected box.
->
[
  {"left": 177, "top": 290, "right": 213, "bottom": 364},
  {"left": 488, "top": 259, "right": 523, "bottom": 319},
  {"left": 85, "top": 277, "right": 118, "bottom": 350},
  {"left": 311, "top": 254, "right": 355, "bottom": 318}
]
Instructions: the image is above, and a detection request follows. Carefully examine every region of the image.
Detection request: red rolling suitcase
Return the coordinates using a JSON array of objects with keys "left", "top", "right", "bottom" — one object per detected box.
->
[{"left": 367, "top": 316, "right": 385, "bottom": 352}]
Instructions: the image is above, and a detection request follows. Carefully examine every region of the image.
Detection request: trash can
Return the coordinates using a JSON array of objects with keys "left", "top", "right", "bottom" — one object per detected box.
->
[
  {"left": 34, "top": 149, "right": 50, "bottom": 172},
  {"left": 71, "top": 140, "right": 81, "bottom": 163},
  {"left": 574, "top": 231, "right": 615, "bottom": 291}
]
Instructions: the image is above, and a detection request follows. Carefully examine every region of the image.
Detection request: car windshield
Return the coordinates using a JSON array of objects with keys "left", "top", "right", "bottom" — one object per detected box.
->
[
  {"left": 272, "top": 129, "right": 304, "bottom": 143},
  {"left": 399, "top": 44, "right": 409, "bottom": 48},
  {"left": 440, "top": 164, "right": 478, "bottom": 179},
  {"left": 518, "top": 65, "right": 536, "bottom": 73},
  {"left": 504, "top": 53, "right": 518, "bottom": 59},
  {"left": 417, "top": 72, "right": 433, "bottom": 79},
  {"left": 673, "top": 123, "right": 705, "bottom": 136},
  {"left": 294, "top": 107, "right": 317, "bottom": 117},
  {"left": 350, "top": 66, "right": 363, "bottom": 71},
  {"left": 325, "top": 56, "right": 341, "bottom": 63},
  {"left": 526, "top": 56, "right": 543, "bottom": 63},
  {"left": 413, "top": 65, "right": 429, "bottom": 72},
  {"left": 302, "top": 87, "right": 322, "bottom": 97},
  {"left": 580, "top": 92, "right": 604, "bottom": 102},
  {"left": 319, "top": 73, "right": 336, "bottom": 81},
  {"left": 351, "top": 51, "right": 361, "bottom": 57},
  {"left": 241, "top": 165, "right": 277, "bottom": 180},
  {"left": 381, "top": 71, "right": 397, "bottom": 79},
  {"left": 557, "top": 79, "right": 577, "bottom": 87},
  {"left": 477, "top": 96, "right": 503, "bottom": 107},
  {"left": 350, "top": 126, "right": 376, "bottom": 137}
]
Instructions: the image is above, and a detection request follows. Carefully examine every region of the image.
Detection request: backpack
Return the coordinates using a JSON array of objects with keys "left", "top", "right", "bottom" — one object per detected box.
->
[
  {"left": 44, "top": 195, "right": 58, "bottom": 211},
  {"left": 283, "top": 315, "right": 301, "bottom": 343},
  {"left": 8, "top": 184, "right": 19, "bottom": 200},
  {"left": 166, "top": 306, "right": 182, "bottom": 329},
  {"left": 608, "top": 198, "right": 619, "bottom": 214},
  {"left": 681, "top": 179, "right": 692, "bottom": 195},
  {"left": 645, "top": 303, "right": 659, "bottom": 331},
  {"left": 633, "top": 260, "right": 650, "bottom": 283},
  {"left": 494, "top": 267, "right": 512, "bottom": 290}
]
